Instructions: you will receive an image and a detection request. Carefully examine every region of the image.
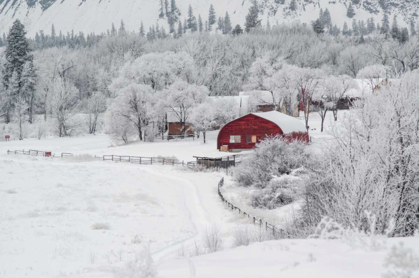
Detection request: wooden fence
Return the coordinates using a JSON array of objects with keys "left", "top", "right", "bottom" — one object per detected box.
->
[
  {"left": 218, "top": 178, "right": 285, "bottom": 238},
  {"left": 102, "top": 155, "right": 185, "bottom": 166}
]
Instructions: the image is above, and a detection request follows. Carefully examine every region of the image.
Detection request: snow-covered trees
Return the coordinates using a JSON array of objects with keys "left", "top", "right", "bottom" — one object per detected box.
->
[
  {"left": 1, "top": 20, "right": 37, "bottom": 124},
  {"left": 213, "top": 97, "right": 239, "bottom": 126},
  {"left": 162, "top": 81, "right": 209, "bottom": 135},
  {"left": 357, "top": 64, "right": 391, "bottom": 92},
  {"left": 245, "top": 1, "right": 260, "bottom": 33},
  {"left": 50, "top": 77, "right": 79, "bottom": 137},
  {"left": 107, "top": 84, "right": 154, "bottom": 141},
  {"left": 112, "top": 52, "right": 194, "bottom": 92},
  {"left": 304, "top": 70, "right": 419, "bottom": 236},
  {"left": 85, "top": 92, "right": 106, "bottom": 134},
  {"left": 190, "top": 101, "right": 215, "bottom": 143},
  {"left": 315, "top": 75, "right": 358, "bottom": 127}
]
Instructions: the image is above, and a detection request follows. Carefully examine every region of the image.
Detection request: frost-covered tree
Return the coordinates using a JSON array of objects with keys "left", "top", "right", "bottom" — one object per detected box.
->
[
  {"left": 213, "top": 97, "right": 239, "bottom": 126},
  {"left": 357, "top": 64, "right": 391, "bottom": 92},
  {"left": 85, "top": 92, "right": 106, "bottom": 134},
  {"left": 381, "top": 14, "right": 390, "bottom": 35},
  {"left": 50, "top": 77, "right": 79, "bottom": 137},
  {"left": 190, "top": 101, "right": 215, "bottom": 143},
  {"left": 304, "top": 71, "right": 419, "bottom": 236},
  {"left": 312, "top": 19, "right": 325, "bottom": 35},
  {"left": 198, "top": 15, "right": 203, "bottom": 33},
  {"left": 162, "top": 81, "right": 209, "bottom": 135},
  {"left": 111, "top": 52, "right": 194, "bottom": 92},
  {"left": 108, "top": 84, "right": 154, "bottom": 141},
  {"left": 187, "top": 5, "right": 197, "bottom": 32}
]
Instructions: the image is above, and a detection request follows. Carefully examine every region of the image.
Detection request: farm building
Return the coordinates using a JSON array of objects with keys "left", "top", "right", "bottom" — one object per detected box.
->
[
  {"left": 239, "top": 90, "right": 299, "bottom": 116},
  {"left": 217, "top": 111, "right": 309, "bottom": 152},
  {"left": 166, "top": 110, "right": 194, "bottom": 138}
]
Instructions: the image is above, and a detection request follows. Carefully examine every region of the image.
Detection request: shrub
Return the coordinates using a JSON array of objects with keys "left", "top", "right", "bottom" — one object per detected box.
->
[
  {"left": 203, "top": 225, "right": 223, "bottom": 253},
  {"left": 235, "top": 136, "right": 309, "bottom": 189}
]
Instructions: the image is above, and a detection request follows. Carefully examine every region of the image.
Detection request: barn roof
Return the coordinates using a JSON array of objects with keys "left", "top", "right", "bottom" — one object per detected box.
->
[{"left": 252, "top": 111, "right": 307, "bottom": 134}]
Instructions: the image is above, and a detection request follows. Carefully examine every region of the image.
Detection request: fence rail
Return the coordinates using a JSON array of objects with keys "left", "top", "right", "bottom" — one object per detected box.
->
[
  {"left": 7, "top": 149, "right": 57, "bottom": 157},
  {"left": 102, "top": 155, "right": 185, "bottom": 167},
  {"left": 217, "top": 178, "right": 285, "bottom": 238}
]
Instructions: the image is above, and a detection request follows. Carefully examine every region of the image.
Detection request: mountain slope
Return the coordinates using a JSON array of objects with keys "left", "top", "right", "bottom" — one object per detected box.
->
[{"left": 0, "top": 0, "right": 416, "bottom": 37}]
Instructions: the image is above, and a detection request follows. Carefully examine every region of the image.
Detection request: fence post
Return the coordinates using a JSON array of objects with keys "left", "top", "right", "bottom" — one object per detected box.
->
[
  {"left": 129, "top": 156, "right": 131, "bottom": 163},
  {"left": 140, "top": 157, "right": 142, "bottom": 164},
  {"left": 151, "top": 158, "right": 153, "bottom": 165},
  {"left": 265, "top": 221, "right": 268, "bottom": 231},
  {"left": 253, "top": 217, "right": 256, "bottom": 224},
  {"left": 163, "top": 158, "right": 165, "bottom": 165},
  {"left": 112, "top": 155, "right": 114, "bottom": 161}
]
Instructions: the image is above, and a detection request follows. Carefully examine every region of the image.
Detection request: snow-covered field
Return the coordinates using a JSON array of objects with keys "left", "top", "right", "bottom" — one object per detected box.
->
[{"left": 2, "top": 111, "right": 419, "bottom": 278}]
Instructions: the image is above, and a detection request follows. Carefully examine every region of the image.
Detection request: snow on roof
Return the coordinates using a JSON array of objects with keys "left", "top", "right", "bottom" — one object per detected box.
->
[
  {"left": 252, "top": 111, "right": 307, "bottom": 134},
  {"left": 239, "top": 91, "right": 274, "bottom": 105}
]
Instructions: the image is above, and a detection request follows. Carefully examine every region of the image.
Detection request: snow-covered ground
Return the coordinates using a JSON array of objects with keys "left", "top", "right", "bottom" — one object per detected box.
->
[
  {"left": 158, "top": 236, "right": 419, "bottom": 278},
  {"left": 2, "top": 110, "right": 418, "bottom": 278}
]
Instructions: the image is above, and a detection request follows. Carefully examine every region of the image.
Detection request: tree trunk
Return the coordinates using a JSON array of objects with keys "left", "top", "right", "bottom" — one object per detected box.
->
[
  {"left": 333, "top": 109, "right": 338, "bottom": 121},
  {"left": 203, "top": 131, "right": 206, "bottom": 143}
]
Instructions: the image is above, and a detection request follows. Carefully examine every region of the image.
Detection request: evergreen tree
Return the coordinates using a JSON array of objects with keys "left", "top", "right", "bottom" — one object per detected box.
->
[
  {"left": 183, "top": 18, "right": 187, "bottom": 33},
  {"left": 342, "top": 22, "right": 349, "bottom": 36},
  {"left": 312, "top": 19, "right": 325, "bottom": 34},
  {"left": 367, "top": 18, "right": 376, "bottom": 34},
  {"left": 165, "top": 0, "right": 170, "bottom": 16},
  {"left": 2, "top": 20, "right": 35, "bottom": 124},
  {"left": 381, "top": 14, "right": 390, "bottom": 34},
  {"left": 232, "top": 24, "right": 244, "bottom": 36},
  {"left": 177, "top": 21, "right": 183, "bottom": 38},
  {"left": 347, "top": 4, "right": 355, "bottom": 18},
  {"left": 352, "top": 0, "right": 360, "bottom": 5},
  {"left": 410, "top": 20, "right": 417, "bottom": 36},
  {"left": 208, "top": 4, "right": 216, "bottom": 30},
  {"left": 267, "top": 18, "right": 271, "bottom": 30},
  {"left": 359, "top": 20, "right": 367, "bottom": 35},
  {"left": 218, "top": 17, "right": 225, "bottom": 31},
  {"left": 119, "top": 20, "right": 126, "bottom": 35},
  {"left": 111, "top": 23, "right": 117, "bottom": 35},
  {"left": 140, "top": 22, "right": 145, "bottom": 37},
  {"left": 359, "top": 34, "right": 365, "bottom": 43},
  {"left": 391, "top": 15, "right": 400, "bottom": 40},
  {"left": 51, "top": 24, "right": 56, "bottom": 45},
  {"left": 352, "top": 19, "right": 359, "bottom": 36},
  {"left": 245, "top": 0, "right": 260, "bottom": 33},
  {"left": 224, "top": 12, "right": 233, "bottom": 34},
  {"left": 21, "top": 61, "right": 36, "bottom": 123},
  {"left": 187, "top": 5, "right": 197, "bottom": 32},
  {"left": 159, "top": 0, "right": 165, "bottom": 18},
  {"left": 198, "top": 15, "right": 203, "bottom": 33},
  {"left": 322, "top": 8, "right": 332, "bottom": 27},
  {"left": 205, "top": 21, "right": 209, "bottom": 32},
  {"left": 400, "top": 27, "right": 409, "bottom": 43},
  {"left": 290, "top": 0, "right": 297, "bottom": 11}
]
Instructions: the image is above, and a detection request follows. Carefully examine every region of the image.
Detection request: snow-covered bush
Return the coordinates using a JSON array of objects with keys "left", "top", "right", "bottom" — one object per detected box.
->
[
  {"left": 232, "top": 225, "right": 275, "bottom": 247},
  {"left": 382, "top": 243, "right": 419, "bottom": 278},
  {"left": 203, "top": 225, "right": 223, "bottom": 253},
  {"left": 116, "top": 244, "right": 157, "bottom": 278},
  {"left": 235, "top": 136, "right": 310, "bottom": 188}
]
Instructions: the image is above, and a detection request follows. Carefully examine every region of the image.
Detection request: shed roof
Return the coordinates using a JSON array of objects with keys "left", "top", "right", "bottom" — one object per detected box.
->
[{"left": 252, "top": 111, "right": 307, "bottom": 134}]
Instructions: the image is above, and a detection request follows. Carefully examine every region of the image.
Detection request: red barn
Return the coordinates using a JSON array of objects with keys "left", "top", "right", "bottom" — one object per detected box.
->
[{"left": 217, "top": 111, "right": 309, "bottom": 152}]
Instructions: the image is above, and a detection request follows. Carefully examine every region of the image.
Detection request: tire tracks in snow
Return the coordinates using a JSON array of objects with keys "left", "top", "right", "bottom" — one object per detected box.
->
[{"left": 138, "top": 167, "right": 214, "bottom": 264}]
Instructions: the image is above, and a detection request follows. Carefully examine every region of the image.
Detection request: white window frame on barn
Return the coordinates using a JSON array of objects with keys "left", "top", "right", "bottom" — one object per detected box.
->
[{"left": 230, "top": 135, "right": 241, "bottom": 143}]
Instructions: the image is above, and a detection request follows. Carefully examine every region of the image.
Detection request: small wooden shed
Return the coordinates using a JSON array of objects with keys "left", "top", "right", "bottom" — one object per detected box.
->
[{"left": 217, "top": 111, "right": 309, "bottom": 152}]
